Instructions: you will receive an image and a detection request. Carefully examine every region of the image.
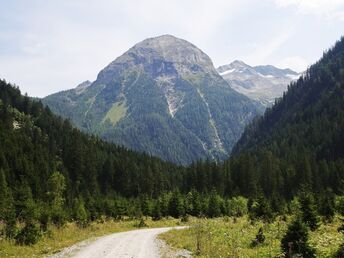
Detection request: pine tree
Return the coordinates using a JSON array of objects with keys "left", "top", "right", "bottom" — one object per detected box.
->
[
  {"left": 0, "top": 169, "right": 16, "bottom": 238},
  {"left": 46, "top": 171, "right": 66, "bottom": 226},
  {"left": 140, "top": 195, "right": 152, "bottom": 217},
  {"left": 72, "top": 197, "right": 89, "bottom": 227},
  {"left": 207, "top": 189, "right": 222, "bottom": 218},
  {"left": 281, "top": 219, "right": 316, "bottom": 257},
  {"left": 185, "top": 189, "right": 202, "bottom": 217},
  {"left": 168, "top": 191, "right": 185, "bottom": 218},
  {"left": 319, "top": 189, "right": 335, "bottom": 223},
  {"left": 299, "top": 190, "right": 319, "bottom": 231},
  {"left": 152, "top": 200, "right": 162, "bottom": 221},
  {"left": 249, "top": 195, "right": 274, "bottom": 222}
]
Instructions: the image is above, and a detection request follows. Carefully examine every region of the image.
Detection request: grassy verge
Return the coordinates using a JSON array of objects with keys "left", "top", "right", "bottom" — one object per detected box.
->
[
  {"left": 0, "top": 217, "right": 183, "bottom": 257},
  {"left": 159, "top": 216, "right": 343, "bottom": 258}
]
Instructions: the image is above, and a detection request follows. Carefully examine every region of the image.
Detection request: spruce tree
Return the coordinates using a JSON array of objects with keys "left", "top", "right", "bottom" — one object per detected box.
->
[
  {"left": 319, "top": 189, "right": 335, "bottom": 223},
  {"left": 207, "top": 189, "right": 222, "bottom": 218},
  {"left": 249, "top": 195, "right": 274, "bottom": 222},
  {"left": 168, "top": 191, "right": 185, "bottom": 218},
  {"left": 299, "top": 190, "right": 319, "bottom": 231},
  {"left": 72, "top": 197, "right": 89, "bottom": 227},
  {"left": 47, "top": 171, "right": 66, "bottom": 227},
  {"left": 281, "top": 219, "right": 316, "bottom": 257},
  {"left": 0, "top": 169, "right": 16, "bottom": 238},
  {"left": 152, "top": 200, "right": 162, "bottom": 221}
]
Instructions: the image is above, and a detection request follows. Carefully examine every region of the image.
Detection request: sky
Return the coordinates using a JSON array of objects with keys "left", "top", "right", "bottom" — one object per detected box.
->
[{"left": 0, "top": 0, "right": 343, "bottom": 97}]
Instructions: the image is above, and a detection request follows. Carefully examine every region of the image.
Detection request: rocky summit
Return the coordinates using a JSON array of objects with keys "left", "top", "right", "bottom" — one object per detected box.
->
[
  {"left": 217, "top": 60, "right": 300, "bottom": 106},
  {"left": 43, "top": 35, "right": 263, "bottom": 164}
]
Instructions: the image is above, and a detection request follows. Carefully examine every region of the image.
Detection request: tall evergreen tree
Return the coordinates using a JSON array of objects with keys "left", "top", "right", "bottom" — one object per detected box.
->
[
  {"left": 299, "top": 190, "right": 319, "bottom": 231},
  {"left": 281, "top": 219, "right": 316, "bottom": 258}
]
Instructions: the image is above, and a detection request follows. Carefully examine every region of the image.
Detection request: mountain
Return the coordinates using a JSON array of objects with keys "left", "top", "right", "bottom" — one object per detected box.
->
[
  {"left": 217, "top": 60, "right": 300, "bottom": 106},
  {"left": 232, "top": 37, "right": 344, "bottom": 181},
  {"left": 43, "top": 35, "right": 263, "bottom": 164}
]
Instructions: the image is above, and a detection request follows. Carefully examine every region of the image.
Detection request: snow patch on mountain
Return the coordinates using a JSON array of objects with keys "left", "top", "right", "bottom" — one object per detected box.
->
[
  {"left": 219, "top": 68, "right": 235, "bottom": 76},
  {"left": 217, "top": 60, "right": 301, "bottom": 107}
]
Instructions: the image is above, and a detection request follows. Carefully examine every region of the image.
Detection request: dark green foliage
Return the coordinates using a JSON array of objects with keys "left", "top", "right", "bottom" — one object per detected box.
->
[
  {"left": 137, "top": 218, "right": 147, "bottom": 228},
  {"left": 334, "top": 244, "right": 344, "bottom": 258},
  {"left": 281, "top": 219, "right": 316, "bottom": 258},
  {"left": 152, "top": 200, "right": 162, "bottom": 221},
  {"left": 140, "top": 195, "right": 152, "bottom": 217},
  {"left": 0, "top": 32, "right": 344, "bottom": 244},
  {"left": 249, "top": 195, "right": 274, "bottom": 222},
  {"left": 15, "top": 222, "right": 41, "bottom": 245},
  {"left": 168, "top": 191, "right": 185, "bottom": 218},
  {"left": 72, "top": 198, "right": 89, "bottom": 228},
  {"left": 337, "top": 196, "right": 344, "bottom": 216},
  {"left": 47, "top": 172, "right": 66, "bottom": 227},
  {"left": 299, "top": 190, "right": 319, "bottom": 231},
  {"left": 226, "top": 196, "right": 248, "bottom": 217},
  {"left": 0, "top": 169, "right": 16, "bottom": 238},
  {"left": 207, "top": 189, "right": 222, "bottom": 218},
  {"left": 43, "top": 38, "right": 262, "bottom": 165},
  {"left": 232, "top": 37, "right": 344, "bottom": 198},
  {"left": 338, "top": 222, "right": 344, "bottom": 233},
  {"left": 319, "top": 189, "right": 335, "bottom": 222},
  {"left": 185, "top": 189, "right": 202, "bottom": 217},
  {"left": 251, "top": 227, "right": 265, "bottom": 247}
]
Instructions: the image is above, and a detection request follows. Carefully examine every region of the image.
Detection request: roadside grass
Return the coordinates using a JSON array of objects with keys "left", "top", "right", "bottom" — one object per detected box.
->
[
  {"left": 0, "top": 217, "right": 183, "bottom": 257},
  {"left": 159, "top": 216, "right": 343, "bottom": 258}
]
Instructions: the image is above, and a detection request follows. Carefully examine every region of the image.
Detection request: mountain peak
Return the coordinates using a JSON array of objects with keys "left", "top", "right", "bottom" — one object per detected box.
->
[
  {"left": 98, "top": 34, "right": 216, "bottom": 82},
  {"left": 230, "top": 60, "right": 249, "bottom": 67},
  {"left": 130, "top": 34, "right": 214, "bottom": 71},
  {"left": 216, "top": 61, "right": 300, "bottom": 106},
  {"left": 44, "top": 35, "right": 262, "bottom": 164}
]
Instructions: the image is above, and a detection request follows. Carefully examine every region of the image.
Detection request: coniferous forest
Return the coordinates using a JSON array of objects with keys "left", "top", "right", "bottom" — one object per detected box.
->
[{"left": 1, "top": 37, "right": 344, "bottom": 256}]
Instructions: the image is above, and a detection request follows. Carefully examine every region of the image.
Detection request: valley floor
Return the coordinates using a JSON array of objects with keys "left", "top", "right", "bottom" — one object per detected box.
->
[
  {"left": 0, "top": 218, "right": 185, "bottom": 257},
  {"left": 159, "top": 216, "right": 343, "bottom": 258},
  {"left": 1, "top": 216, "right": 342, "bottom": 257}
]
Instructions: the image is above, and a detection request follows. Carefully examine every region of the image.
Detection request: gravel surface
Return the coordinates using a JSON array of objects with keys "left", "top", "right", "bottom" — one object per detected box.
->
[{"left": 49, "top": 226, "right": 189, "bottom": 258}]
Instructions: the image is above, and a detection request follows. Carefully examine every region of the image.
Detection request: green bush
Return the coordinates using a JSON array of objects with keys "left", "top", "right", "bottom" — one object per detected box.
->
[
  {"left": 251, "top": 227, "right": 265, "bottom": 247},
  {"left": 15, "top": 222, "right": 41, "bottom": 245},
  {"left": 334, "top": 243, "right": 344, "bottom": 258}
]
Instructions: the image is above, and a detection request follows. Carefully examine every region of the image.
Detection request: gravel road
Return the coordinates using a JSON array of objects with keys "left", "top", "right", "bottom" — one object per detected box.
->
[{"left": 50, "top": 226, "right": 188, "bottom": 258}]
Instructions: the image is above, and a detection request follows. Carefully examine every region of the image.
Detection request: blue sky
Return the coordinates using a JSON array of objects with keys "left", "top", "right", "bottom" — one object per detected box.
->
[{"left": 0, "top": 0, "right": 343, "bottom": 97}]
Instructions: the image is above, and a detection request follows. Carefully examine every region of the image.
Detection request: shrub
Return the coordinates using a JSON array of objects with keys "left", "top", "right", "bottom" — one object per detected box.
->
[
  {"left": 251, "top": 227, "right": 265, "bottom": 247},
  {"left": 137, "top": 218, "right": 147, "bottom": 228},
  {"left": 334, "top": 243, "right": 344, "bottom": 258},
  {"left": 181, "top": 214, "right": 189, "bottom": 223},
  {"left": 15, "top": 222, "right": 41, "bottom": 245},
  {"left": 227, "top": 196, "right": 248, "bottom": 217}
]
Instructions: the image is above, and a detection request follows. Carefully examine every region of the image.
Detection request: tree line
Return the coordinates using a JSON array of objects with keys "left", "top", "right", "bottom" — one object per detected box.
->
[{"left": 0, "top": 38, "right": 344, "bottom": 252}]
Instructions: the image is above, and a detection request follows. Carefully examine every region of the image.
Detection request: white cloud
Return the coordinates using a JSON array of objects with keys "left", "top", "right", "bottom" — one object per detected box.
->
[
  {"left": 274, "top": 0, "right": 344, "bottom": 20},
  {"left": 0, "top": 0, "right": 246, "bottom": 97},
  {"left": 278, "top": 56, "right": 310, "bottom": 72}
]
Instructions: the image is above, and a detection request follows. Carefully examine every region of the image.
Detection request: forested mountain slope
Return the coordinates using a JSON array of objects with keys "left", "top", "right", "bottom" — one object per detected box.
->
[
  {"left": 43, "top": 35, "right": 262, "bottom": 164},
  {"left": 229, "top": 37, "right": 344, "bottom": 197},
  {"left": 0, "top": 79, "right": 186, "bottom": 208},
  {"left": 233, "top": 37, "right": 344, "bottom": 159}
]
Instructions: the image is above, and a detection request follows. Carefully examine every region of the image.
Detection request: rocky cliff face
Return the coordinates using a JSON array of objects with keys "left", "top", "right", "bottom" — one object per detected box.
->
[
  {"left": 43, "top": 35, "right": 263, "bottom": 164},
  {"left": 217, "top": 60, "right": 300, "bottom": 106}
]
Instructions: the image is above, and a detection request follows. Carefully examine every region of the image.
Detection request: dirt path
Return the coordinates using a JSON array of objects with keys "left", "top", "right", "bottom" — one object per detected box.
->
[{"left": 50, "top": 226, "right": 188, "bottom": 258}]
